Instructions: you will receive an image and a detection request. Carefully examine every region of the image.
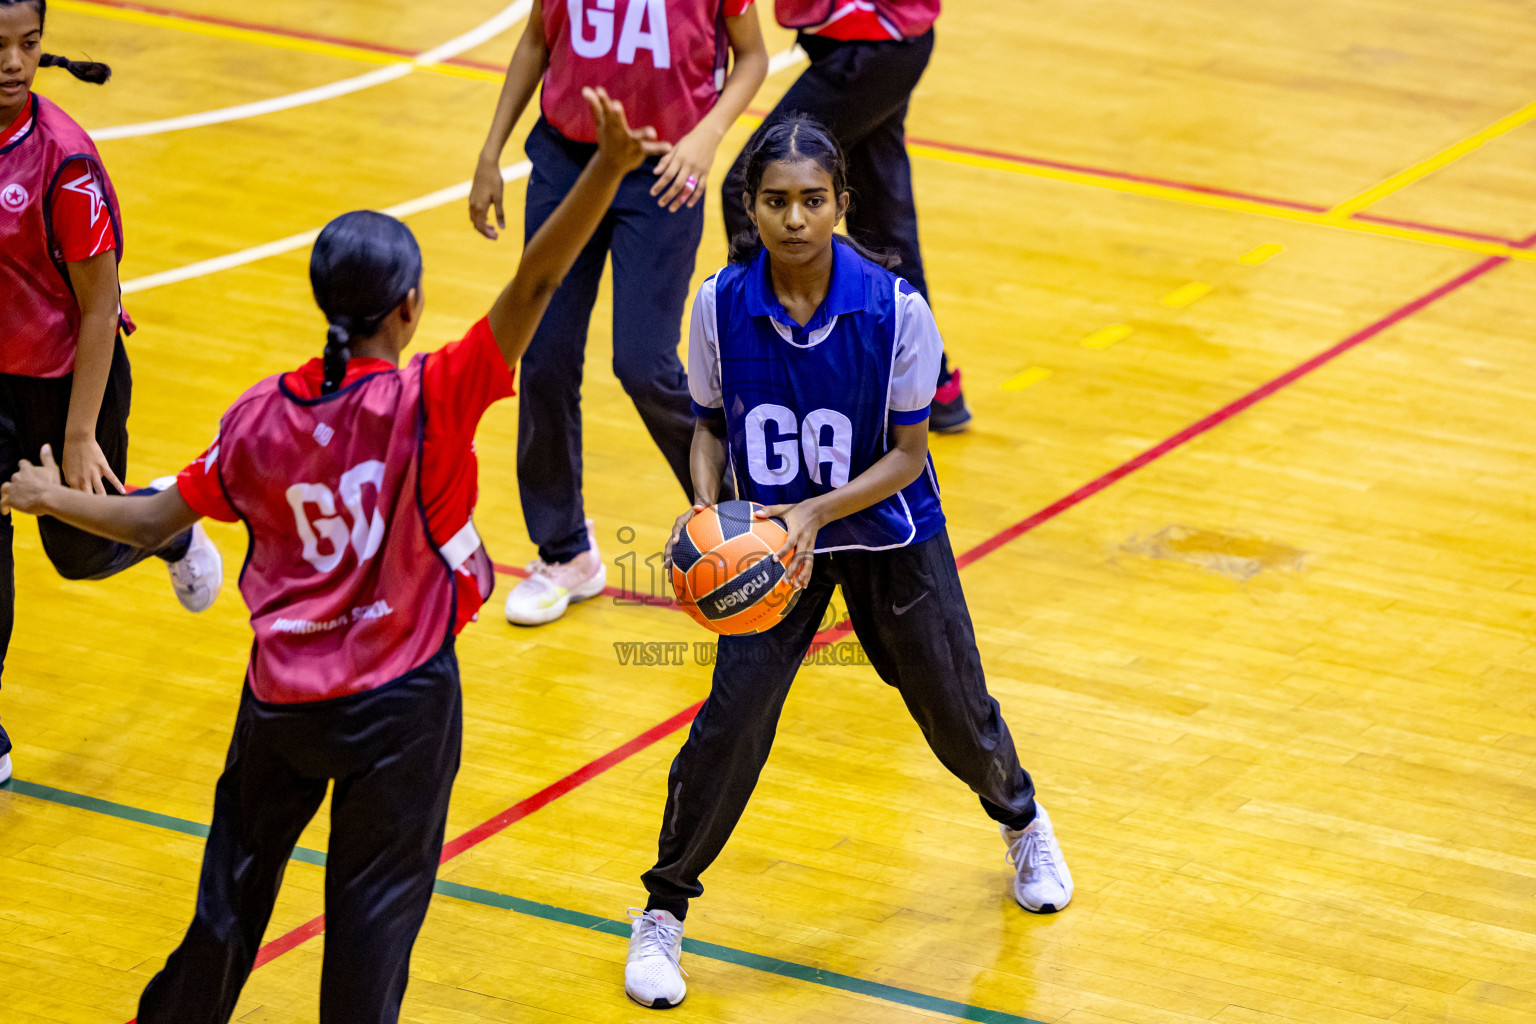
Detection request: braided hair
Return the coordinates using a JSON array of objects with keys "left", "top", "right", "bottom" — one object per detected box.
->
[
  {"left": 728, "top": 113, "right": 897, "bottom": 269},
  {"left": 2, "top": 1, "right": 112, "bottom": 83},
  {"left": 309, "top": 211, "right": 423, "bottom": 395}
]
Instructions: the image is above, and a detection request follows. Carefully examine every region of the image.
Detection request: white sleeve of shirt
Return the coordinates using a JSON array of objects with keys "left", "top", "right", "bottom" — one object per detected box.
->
[
  {"left": 687, "top": 275, "right": 724, "bottom": 413},
  {"left": 889, "top": 285, "right": 944, "bottom": 415}
]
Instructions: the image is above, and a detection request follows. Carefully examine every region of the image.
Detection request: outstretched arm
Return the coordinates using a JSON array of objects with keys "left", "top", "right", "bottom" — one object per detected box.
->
[
  {"left": 2, "top": 445, "right": 200, "bottom": 550},
  {"left": 486, "top": 87, "right": 671, "bottom": 367}
]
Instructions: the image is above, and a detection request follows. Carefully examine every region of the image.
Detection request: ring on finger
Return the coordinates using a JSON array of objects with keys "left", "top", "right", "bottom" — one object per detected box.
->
[{"left": 683, "top": 174, "right": 699, "bottom": 192}]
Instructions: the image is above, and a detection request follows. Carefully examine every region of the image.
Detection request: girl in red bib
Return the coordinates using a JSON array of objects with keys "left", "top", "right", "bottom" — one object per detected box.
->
[
  {"left": 4, "top": 88, "right": 665, "bottom": 1024},
  {"left": 0, "top": 0, "right": 224, "bottom": 786},
  {"left": 469, "top": 0, "right": 767, "bottom": 627}
]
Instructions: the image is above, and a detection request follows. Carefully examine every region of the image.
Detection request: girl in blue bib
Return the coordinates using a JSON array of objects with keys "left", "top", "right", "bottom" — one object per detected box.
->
[{"left": 621, "top": 115, "right": 1074, "bottom": 1010}]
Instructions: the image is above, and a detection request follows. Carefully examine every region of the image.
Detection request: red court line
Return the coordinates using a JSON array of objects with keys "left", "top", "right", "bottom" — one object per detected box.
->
[
  {"left": 72, "top": 0, "right": 509, "bottom": 72},
  {"left": 898, "top": 133, "right": 1521, "bottom": 247},
  {"left": 902, "top": 134, "right": 1330, "bottom": 215},
  {"left": 955, "top": 237, "right": 1535, "bottom": 571},
  {"left": 1353, "top": 212, "right": 1517, "bottom": 247},
  {"left": 438, "top": 700, "right": 706, "bottom": 861}
]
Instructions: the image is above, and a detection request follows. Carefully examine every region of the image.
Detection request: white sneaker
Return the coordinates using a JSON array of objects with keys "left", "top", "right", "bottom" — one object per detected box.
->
[
  {"left": 145, "top": 476, "right": 223, "bottom": 614},
  {"left": 1003, "top": 803, "right": 1073, "bottom": 913},
  {"left": 0, "top": 752, "right": 11, "bottom": 785},
  {"left": 624, "top": 908, "right": 687, "bottom": 1008},
  {"left": 167, "top": 522, "right": 223, "bottom": 613},
  {"left": 504, "top": 519, "right": 606, "bottom": 626}
]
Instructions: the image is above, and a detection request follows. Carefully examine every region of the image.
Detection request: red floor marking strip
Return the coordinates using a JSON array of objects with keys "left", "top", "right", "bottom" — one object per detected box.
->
[
  {"left": 251, "top": 914, "right": 326, "bottom": 968},
  {"left": 438, "top": 700, "right": 705, "bottom": 862},
  {"left": 903, "top": 134, "right": 1332, "bottom": 214},
  {"left": 897, "top": 133, "right": 1522, "bottom": 247},
  {"left": 1352, "top": 212, "right": 1516, "bottom": 246},
  {"left": 955, "top": 244, "right": 1532, "bottom": 571}
]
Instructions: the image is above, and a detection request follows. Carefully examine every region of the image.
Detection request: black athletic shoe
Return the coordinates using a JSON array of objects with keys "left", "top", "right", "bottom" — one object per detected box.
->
[{"left": 930, "top": 368, "right": 973, "bottom": 433}]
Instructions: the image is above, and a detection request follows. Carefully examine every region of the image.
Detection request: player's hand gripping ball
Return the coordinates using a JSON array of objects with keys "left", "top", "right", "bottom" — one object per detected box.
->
[{"left": 670, "top": 500, "right": 801, "bottom": 635}]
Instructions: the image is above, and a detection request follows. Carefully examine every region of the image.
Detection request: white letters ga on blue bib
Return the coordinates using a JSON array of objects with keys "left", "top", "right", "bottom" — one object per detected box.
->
[{"left": 696, "top": 242, "right": 946, "bottom": 553}]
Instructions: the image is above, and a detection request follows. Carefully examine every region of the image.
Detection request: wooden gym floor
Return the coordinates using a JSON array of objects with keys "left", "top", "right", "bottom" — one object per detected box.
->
[{"left": 3, "top": 1, "right": 1535, "bottom": 1021}]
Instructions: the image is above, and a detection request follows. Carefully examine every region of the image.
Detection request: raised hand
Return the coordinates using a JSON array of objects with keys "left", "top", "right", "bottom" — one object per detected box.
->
[{"left": 583, "top": 86, "right": 672, "bottom": 174}]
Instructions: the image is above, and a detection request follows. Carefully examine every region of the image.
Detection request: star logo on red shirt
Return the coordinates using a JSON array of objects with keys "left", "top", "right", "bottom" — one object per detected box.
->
[
  {"left": 61, "top": 167, "right": 107, "bottom": 226},
  {"left": 0, "top": 183, "right": 27, "bottom": 213}
]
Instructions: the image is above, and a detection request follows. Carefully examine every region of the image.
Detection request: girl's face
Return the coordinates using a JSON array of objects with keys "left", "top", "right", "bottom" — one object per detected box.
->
[
  {"left": 748, "top": 158, "right": 849, "bottom": 270},
  {"left": 0, "top": 3, "right": 41, "bottom": 123}
]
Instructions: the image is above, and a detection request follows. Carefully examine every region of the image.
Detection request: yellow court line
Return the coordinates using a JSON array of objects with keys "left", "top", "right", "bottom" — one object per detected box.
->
[
  {"left": 1328, "top": 99, "right": 1536, "bottom": 221},
  {"left": 52, "top": 0, "right": 505, "bottom": 83},
  {"left": 904, "top": 141, "right": 1536, "bottom": 265}
]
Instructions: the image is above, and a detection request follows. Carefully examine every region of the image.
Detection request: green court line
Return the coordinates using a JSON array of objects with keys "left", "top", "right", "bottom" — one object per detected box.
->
[
  {"left": 3, "top": 777, "right": 328, "bottom": 866},
  {"left": 2, "top": 777, "right": 1044, "bottom": 1024}
]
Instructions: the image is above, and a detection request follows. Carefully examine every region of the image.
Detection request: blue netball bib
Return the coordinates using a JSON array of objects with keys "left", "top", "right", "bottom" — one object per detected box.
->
[{"left": 708, "top": 243, "right": 945, "bottom": 552}]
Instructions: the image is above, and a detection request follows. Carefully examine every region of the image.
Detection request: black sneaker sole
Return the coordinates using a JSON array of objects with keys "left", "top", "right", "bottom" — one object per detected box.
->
[
  {"left": 627, "top": 991, "right": 685, "bottom": 1010},
  {"left": 930, "top": 414, "right": 973, "bottom": 434},
  {"left": 1014, "top": 894, "right": 1066, "bottom": 914},
  {"left": 929, "top": 397, "right": 973, "bottom": 433}
]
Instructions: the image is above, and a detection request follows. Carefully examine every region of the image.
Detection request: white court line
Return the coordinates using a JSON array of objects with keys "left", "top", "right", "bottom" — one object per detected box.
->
[
  {"left": 92, "top": 0, "right": 533, "bottom": 142},
  {"left": 121, "top": 162, "right": 533, "bottom": 295},
  {"left": 769, "top": 45, "right": 807, "bottom": 76},
  {"left": 96, "top": 27, "right": 800, "bottom": 143},
  {"left": 118, "top": 43, "right": 809, "bottom": 295}
]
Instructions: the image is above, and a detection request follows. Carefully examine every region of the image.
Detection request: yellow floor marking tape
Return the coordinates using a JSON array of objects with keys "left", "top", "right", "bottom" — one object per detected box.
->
[
  {"left": 1079, "top": 324, "right": 1134, "bottom": 349},
  {"left": 1162, "top": 282, "right": 1211, "bottom": 308},
  {"left": 1002, "top": 367, "right": 1053, "bottom": 391},
  {"left": 1239, "top": 243, "right": 1284, "bottom": 265}
]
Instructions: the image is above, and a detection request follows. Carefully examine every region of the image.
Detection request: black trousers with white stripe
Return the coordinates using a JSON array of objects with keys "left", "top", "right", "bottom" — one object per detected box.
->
[{"left": 642, "top": 528, "right": 1037, "bottom": 918}]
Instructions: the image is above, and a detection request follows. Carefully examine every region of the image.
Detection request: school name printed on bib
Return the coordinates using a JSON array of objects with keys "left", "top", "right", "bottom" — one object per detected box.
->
[{"left": 269, "top": 599, "right": 396, "bottom": 636}]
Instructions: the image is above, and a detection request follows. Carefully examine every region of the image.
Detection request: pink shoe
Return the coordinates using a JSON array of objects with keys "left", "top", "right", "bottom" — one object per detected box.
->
[
  {"left": 504, "top": 519, "right": 607, "bottom": 625},
  {"left": 930, "top": 368, "right": 973, "bottom": 433}
]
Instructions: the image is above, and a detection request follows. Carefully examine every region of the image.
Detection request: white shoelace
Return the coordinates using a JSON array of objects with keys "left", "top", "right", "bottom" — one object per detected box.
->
[
  {"left": 627, "top": 908, "right": 688, "bottom": 977},
  {"left": 1006, "top": 825, "right": 1062, "bottom": 885},
  {"left": 169, "top": 545, "right": 208, "bottom": 587}
]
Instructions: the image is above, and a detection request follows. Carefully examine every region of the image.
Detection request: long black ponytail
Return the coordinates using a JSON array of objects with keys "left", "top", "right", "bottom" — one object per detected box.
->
[
  {"left": 3, "top": 1, "right": 113, "bottom": 83},
  {"left": 309, "top": 211, "right": 423, "bottom": 395},
  {"left": 728, "top": 113, "right": 899, "bottom": 269}
]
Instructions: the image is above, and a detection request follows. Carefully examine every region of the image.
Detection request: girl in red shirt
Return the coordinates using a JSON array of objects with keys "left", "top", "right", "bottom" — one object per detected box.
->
[
  {"left": 4, "top": 88, "right": 664, "bottom": 1024},
  {"left": 0, "top": 0, "right": 223, "bottom": 787},
  {"left": 469, "top": 0, "right": 767, "bottom": 627}
]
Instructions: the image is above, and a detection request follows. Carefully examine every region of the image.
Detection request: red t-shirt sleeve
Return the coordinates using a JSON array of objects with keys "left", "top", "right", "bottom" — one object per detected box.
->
[
  {"left": 421, "top": 317, "right": 516, "bottom": 426},
  {"left": 419, "top": 319, "right": 516, "bottom": 632},
  {"left": 175, "top": 433, "right": 240, "bottom": 523},
  {"left": 724, "top": 0, "right": 755, "bottom": 16},
  {"left": 51, "top": 158, "right": 118, "bottom": 263}
]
